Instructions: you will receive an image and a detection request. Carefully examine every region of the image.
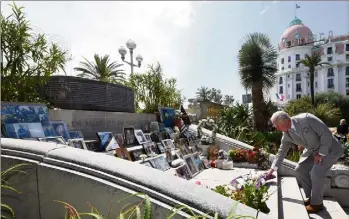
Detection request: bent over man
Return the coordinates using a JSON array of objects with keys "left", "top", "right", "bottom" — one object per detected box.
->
[{"left": 266, "top": 111, "right": 344, "bottom": 213}]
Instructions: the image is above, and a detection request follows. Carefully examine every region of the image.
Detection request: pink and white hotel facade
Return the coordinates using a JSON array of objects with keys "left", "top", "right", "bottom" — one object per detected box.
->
[{"left": 274, "top": 17, "right": 349, "bottom": 106}]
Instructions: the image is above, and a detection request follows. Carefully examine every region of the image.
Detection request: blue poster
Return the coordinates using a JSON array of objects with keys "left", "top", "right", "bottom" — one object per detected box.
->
[
  {"left": 158, "top": 107, "right": 175, "bottom": 128},
  {"left": 1, "top": 102, "right": 57, "bottom": 138}
]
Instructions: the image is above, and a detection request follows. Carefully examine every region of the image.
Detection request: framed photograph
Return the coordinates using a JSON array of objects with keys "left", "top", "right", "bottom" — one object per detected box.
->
[
  {"left": 128, "top": 146, "right": 145, "bottom": 161},
  {"left": 158, "top": 123, "right": 166, "bottom": 132},
  {"left": 142, "top": 142, "right": 154, "bottom": 157},
  {"left": 150, "top": 132, "right": 160, "bottom": 142},
  {"left": 69, "top": 131, "right": 84, "bottom": 139},
  {"left": 149, "top": 155, "right": 170, "bottom": 171},
  {"left": 84, "top": 140, "right": 99, "bottom": 151},
  {"left": 192, "top": 152, "right": 205, "bottom": 172},
  {"left": 51, "top": 120, "right": 71, "bottom": 141},
  {"left": 134, "top": 129, "right": 147, "bottom": 144},
  {"left": 114, "top": 133, "right": 125, "bottom": 148},
  {"left": 158, "top": 107, "right": 175, "bottom": 128},
  {"left": 175, "top": 164, "right": 192, "bottom": 180},
  {"left": 174, "top": 149, "right": 183, "bottom": 159},
  {"left": 164, "top": 148, "right": 175, "bottom": 163},
  {"left": 38, "top": 136, "right": 67, "bottom": 145},
  {"left": 123, "top": 127, "right": 137, "bottom": 147},
  {"left": 141, "top": 161, "right": 153, "bottom": 168},
  {"left": 150, "top": 142, "right": 160, "bottom": 155},
  {"left": 177, "top": 139, "right": 191, "bottom": 156},
  {"left": 183, "top": 154, "right": 200, "bottom": 177},
  {"left": 41, "top": 122, "right": 57, "bottom": 137},
  {"left": 149, "top": 121, "right": 160, "bottom": 133},
  {"left": 115, "top": 148, "right": 132, "bottom": 161},
  {"left": 156, "top": 142, "right": 165, "bottom": 154},
  {"left": 68, "top": 138, "right": 88, "bottom": 150},
  {"left": 144, "top": 133, "right": 152, "bottom": 143},
  {"left": 165, "top": 127, "right": 174, "bottom": 139},
  {"left": 161, "top": 139, "right": 175, "bottom": 150},
  {"left": 96, "top": 132, "right": 119, "bottom": 152}
]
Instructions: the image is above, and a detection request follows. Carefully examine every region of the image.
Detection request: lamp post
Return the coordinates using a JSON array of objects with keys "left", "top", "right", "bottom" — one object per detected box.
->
[{"left": 118, "top": 39, "right": 143, "bottom": 74}]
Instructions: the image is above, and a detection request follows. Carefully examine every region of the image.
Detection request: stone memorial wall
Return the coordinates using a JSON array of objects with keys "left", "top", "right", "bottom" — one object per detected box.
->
[
  {"left": 49, "top": 109, "right": 156, "bottom": 140},
  {"left": 44, "top": 76, "right": 135, "bottom": 113}
]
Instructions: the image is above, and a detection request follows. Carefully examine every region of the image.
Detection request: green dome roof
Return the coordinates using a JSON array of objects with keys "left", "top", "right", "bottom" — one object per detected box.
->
[{"left": 289, "top": 16, "right": 303, "bottom": 27}]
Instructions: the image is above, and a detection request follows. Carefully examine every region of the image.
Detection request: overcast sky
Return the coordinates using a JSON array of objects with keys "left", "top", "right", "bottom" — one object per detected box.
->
[{"left": 2, "top": 1, "right": 349, "bottom": 103}]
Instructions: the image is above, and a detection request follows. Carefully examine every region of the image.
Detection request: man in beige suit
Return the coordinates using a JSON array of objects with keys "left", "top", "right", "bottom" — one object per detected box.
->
[{"left": 266, "top": 111, "right": 344, "bottom": 213}]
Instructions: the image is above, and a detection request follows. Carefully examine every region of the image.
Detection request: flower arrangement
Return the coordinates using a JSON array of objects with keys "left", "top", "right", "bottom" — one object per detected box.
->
[
  {"left": 212, "top": 173, "right": 276, "bottom": 214},
  {"left": 197, "top": 118, "right": 218, "bottom": 145},
  {"left": 228, "top": 147, "right": 270, "bottom": 170},
  {"left": 174, "top": 110, "right": 182, "bottom": 120}
]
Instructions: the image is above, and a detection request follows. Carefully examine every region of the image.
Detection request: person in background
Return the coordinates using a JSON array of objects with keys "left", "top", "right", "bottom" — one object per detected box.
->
[
  {"left": 266, "top": 111, "right": 344, "bottom": 213},
  {"left": 336, "top": 119, "right": 348, "bottom": 142}
]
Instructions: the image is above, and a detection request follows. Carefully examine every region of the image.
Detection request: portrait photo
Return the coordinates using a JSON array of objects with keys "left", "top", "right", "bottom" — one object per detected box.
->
[
  {"left": 149, "top": 121, "right": 160, "bottom": 133},
  {"left": 13, "top": 123, "right": 31, "bottom": 139},
  {"left": 161, "top": 139, "right": 175, "bottom": 150},
  {"left": 128, "top": 146, "right": 145, "bottom": 161},
  {"left": 149, "top": 155, "right": 170, "bottom": 171},
  {"left": 114, "top": 134, "right": 125, "bottom": 148},
  {"left": 175, "top": 164, "right": 192, "bottom": 180},
  {"left": 156, "top": 142, "right": 165, "bottom": 154},
  {"left": 144, "top": 133, "right": 152, "bottom": 143},
  {"left": 183, "top": 155, "right": 200, "bottom": 177},
  {"left": 69, "top": 131, "right": 84, "bottom": 139},
  {"left": 142, "top": 142, "right": 153, "bottom": 157},
  {"left": 115, "top": 148, "right": 132, "bottom": 161},
  {"left": 68, "top": 138, "right": 88, "bottom": 150},
  {"left": 134, "top": 129, "right": 147, "bottom": 144},
  {"left": 51, "top": 121, "right": 71, "bottom": 141},
  {"left": 192, "top": 152, "right": 205, "bottom": 172},
  {"left": 123, "top": 127, "right": 136, "bottom": 147}
]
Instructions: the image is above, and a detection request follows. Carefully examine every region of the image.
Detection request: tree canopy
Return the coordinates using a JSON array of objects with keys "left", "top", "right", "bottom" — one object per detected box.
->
[{"left": 1, "top": 3, "right": 69, "bottom": 103}]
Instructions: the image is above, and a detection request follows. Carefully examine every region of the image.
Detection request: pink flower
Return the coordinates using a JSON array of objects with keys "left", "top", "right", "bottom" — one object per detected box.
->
[{"left": 195, "top": 181, "right": 201, "bottom": 185}]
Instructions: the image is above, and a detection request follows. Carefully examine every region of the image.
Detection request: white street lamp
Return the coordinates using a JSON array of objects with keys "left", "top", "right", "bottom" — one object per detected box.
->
[{"left": 119, "top": 39, "right": 142, "bottom": 74}]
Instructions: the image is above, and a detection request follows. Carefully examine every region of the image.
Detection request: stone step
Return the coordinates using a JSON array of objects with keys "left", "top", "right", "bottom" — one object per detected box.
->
[
  {"left": 299, "top": 188, "right": 349, "bottom": 219},
  {"left": 280, "top": 177, "right": 309, "bottom": 219}
]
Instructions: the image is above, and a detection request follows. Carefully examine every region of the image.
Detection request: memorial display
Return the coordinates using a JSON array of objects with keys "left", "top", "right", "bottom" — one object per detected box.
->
[
  {"left": 69, "top": 131, "right": 84, "bottom": 139},
  {"left": 51, "top": 120, "right": 71, "bottom": 141},
  {"left": 175, "top": 164, "right": 192, "bottom": 180},
  {"left": 134, "top": 129, "right": 147, "bottom": 144},
  {"left": 115, "top": 148, "right": 132, "bottom": 161},
  {"left": 144, "top": 133, "right": 152, "bottom": 143},
  {"left": 114, "top": 134, "right": 125, "bottom": 147},
  {"left": 123, "top": 127, "right": 137, "bottom": 147},
  {"left": 149, "top": 155, "right": 171, "bottom": 171},
  {"left": 158, "top": 107, "right": 175, "bottom": 128}
]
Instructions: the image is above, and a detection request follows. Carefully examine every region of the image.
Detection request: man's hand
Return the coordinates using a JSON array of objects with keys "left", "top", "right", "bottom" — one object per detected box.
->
[{"left": 314, "top": 153, "right": 324, "bottom": 164}]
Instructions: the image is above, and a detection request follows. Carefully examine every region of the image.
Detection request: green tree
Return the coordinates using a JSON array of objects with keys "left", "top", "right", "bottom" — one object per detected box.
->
[
  {"left": 284, "top": 97, "right": 341, "bottom": 126},
  {"left": 209, "top": 88, "right": 223, "bottom": 104},
  {"left": 223, "top": 95, "right": 235, "bottom": 106},
  {"left": 126, "top": 62, "right": 183, "bottom": 113},
  {"left": 196, "top": 86, "right": 211, "bottom": 102},
  {"left": 74, "top": 54, "right": 125, "bottom": 83},
  {"left": 238, "top": 33, "right": 278, "bottom": 131},
  {"left": 1, "top": 3, "right": 69, "bottom": 103},
  {"left": 298, "top": 52, "right": 330, "bottom": 107},
  {"left": 314, "top": 91, "right": 349, "bottom": 123}
]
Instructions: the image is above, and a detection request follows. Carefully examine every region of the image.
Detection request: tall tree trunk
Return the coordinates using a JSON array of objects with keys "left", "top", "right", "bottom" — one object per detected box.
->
[
  {"left": 251, "top": 85, "right": 268, "bottom": 131},
  {"left": 309, "top": 67, "right": 315, "bottom": 107}
]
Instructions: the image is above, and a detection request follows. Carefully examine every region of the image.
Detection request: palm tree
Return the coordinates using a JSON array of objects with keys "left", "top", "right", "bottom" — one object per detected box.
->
[
  {"left": 238, "top": 32, "right": 278, "bottom": 131},
  {"left": 196, "top": 86, "right": 211, "bottom": 102},
  {"left": 298, "top": 52, "right": 330, "bottom": 107},
  {"left": 74, "top": 54, "right": 125, "bottom": 83},
  {"left": 223, "top": 95, "right": 235, "bottom": 106}
]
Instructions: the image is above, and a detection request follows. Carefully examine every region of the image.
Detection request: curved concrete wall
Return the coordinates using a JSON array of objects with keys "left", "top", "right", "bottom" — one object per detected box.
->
[
  {"left": 1, "top": 138, "right": 271, "bottom": 219},
  {"left": 44, "top": 76, "right": 135, "bottom": 113}
]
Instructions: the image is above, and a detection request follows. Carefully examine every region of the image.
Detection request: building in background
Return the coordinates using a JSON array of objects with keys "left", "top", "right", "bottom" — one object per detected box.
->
[{"left": 274, "top": 16, "right": 349, "bottom": 107}]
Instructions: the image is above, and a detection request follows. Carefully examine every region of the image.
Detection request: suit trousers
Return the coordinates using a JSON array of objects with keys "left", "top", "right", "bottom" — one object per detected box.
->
[{"left": 295, "top": 153, "right": 340, "bottom": 205}]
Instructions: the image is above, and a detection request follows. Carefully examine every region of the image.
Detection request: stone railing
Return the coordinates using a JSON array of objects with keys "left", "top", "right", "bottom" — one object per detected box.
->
[
  {"left": 189, "top": 125, "right": 349, "bottom": 190},
  {"left": 1, "top": 138, "right": 272, "bottom": 219}
]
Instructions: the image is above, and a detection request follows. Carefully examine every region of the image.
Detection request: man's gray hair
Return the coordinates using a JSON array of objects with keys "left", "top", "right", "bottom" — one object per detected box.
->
[{"left": 270, "top": 111, "right": 290, "bottom": 124}]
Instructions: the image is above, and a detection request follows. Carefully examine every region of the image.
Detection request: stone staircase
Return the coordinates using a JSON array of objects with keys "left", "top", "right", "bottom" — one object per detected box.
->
[{"left": 188, "top": 125, "right": 349, "bottom": 219}]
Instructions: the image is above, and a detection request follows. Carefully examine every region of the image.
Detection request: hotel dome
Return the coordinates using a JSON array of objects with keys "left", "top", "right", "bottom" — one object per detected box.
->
[{"left": 278, "top": 17, "right": 314, "bottom": 50}]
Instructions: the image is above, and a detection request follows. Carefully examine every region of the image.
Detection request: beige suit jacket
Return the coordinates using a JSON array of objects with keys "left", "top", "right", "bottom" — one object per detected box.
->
[{"left": 271, "top": 113, "right": 344, "bottom": 170}]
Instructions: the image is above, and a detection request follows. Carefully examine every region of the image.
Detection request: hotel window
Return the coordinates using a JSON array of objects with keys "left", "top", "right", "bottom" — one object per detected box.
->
[
  {"left": 279, "top": 77, "right": 283, "bottom": 84},
  {"left": 296, "top": 73, "right": 301, "bottom": 81},
  {"left": 327, "top": 56, "right": 333, "bottom": 62},
  {"left": 327, "top": 47, "right": 333, "bottom": 55},
  {"left": 296, "top": 63, "right": 300, "bottom": 68},
  {"left": 279, "top": 86, "right": 283, "bottom": 94},
  {"left": 346, "top": 44, "right": 349, "bottom": 51},
  {"left": 281, "top": 66, "right": 284, "bottom": 70},
  {"left": 286, "top": 41, "right": 291, "bottom": 47},
  {"left": 288, "top": 74, "right": 290, "bottom": 78},
  {"left": 288, "top": 65, "right": 291, "bottom": 69},
  {"left": 296, "top": 94, "right": 302, "bottom": 99},
  {"left": 327, "top": 68, "right": 334, "bottom": 77},
  {"left": 315, "top": 82, "right": 318, "bottom": 88},
  {"left": 288, "top": 56, "right": 291, "bottom": 62},
  {"left": 346, "top": 78, "right": 349, "bottom": 88},
  {"left": 346, "top": 66, "right": 349, "bottom": 76},
  {"left": 296, "top": 83, "right": 302, "bottom": 91},
  {"left": 298, "top": 38, "right": 304, "bottom": 45},
  {"left": 295, "top": 54, "right": 300, "bottom": 61},
  {"left": 347, "top": 90, "right": 349, "bottom": 96},
  {"left": 315, "top": 71, "right": 318, "bottom": 77},
  {"left": 327, "top": 79, "right": 334, "bottom": 89},
  {"left": 288, "top": 84, "right": 290, "bottom": 88},
  {"left": 307, "top": 82, "right": 310, "bottom": 87},
  {"left": 281, "top": 58, "right": 284, "bottom": 64},
  {"left": 346, "top": 54, "right": 349, "bottom": 60}
]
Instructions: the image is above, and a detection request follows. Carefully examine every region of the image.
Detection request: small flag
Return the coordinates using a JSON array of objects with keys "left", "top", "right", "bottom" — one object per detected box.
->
[
  {"left": 276, "top": 94, "right": 285, "bottom": 101},
  {"left": 296, "top": 4, "right": 301, "bottom": 9}
]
